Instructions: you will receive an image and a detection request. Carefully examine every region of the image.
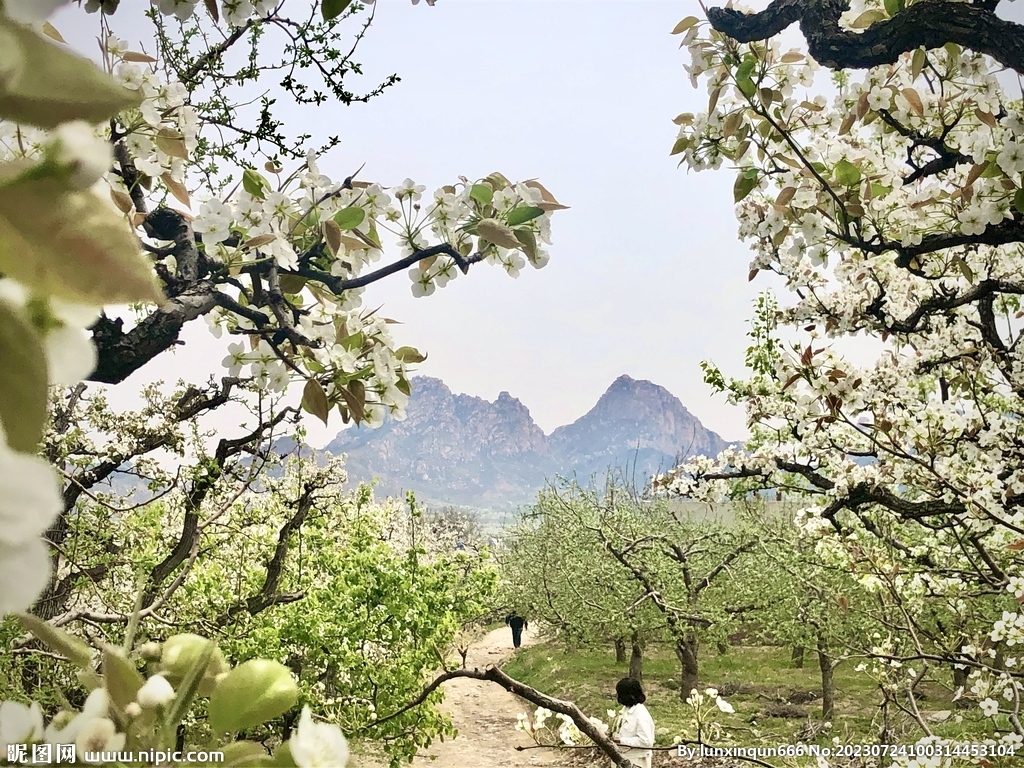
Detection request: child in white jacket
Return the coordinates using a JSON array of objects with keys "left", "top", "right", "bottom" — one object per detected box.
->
[{"left": 613, "top": 677, "right": 655, "bottom": 768}]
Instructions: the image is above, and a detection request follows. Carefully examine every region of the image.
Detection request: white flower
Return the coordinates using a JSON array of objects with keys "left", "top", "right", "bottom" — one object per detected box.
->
[
  {"left": 979, "top": 697, "right": 999, "bottom": 717},
  {"left": 0, "top": 538, "right": 52, "bottom": 614},
  {"left": 45, "top": 326, "right": 97, "bottom": 386},
  {"left": 393, "top": 178, "right": 426, "bottom": 202},
  {"left": 50, "top": 122, "right": 112, "bottom": 190},
  {"left": 136, "top": 675, "right": 175, "bottom": 709},
  {"left": 41, "top": 689, "right": 111, "bottom": 751},
  {"left": 0, "top": 701, "right": 44, "bottom": 751},
  {"left": 997, "top": 140, "right": 1024, "bottom": 174},
  {"left": 0, "top": 441, "right": 63, "bottom": 547},
  {"left": 4, "top": 0, "right": 73, "bottom": 22},
  {"left": 75, "top": 717, "right": 125, "bottom": 756},
  {"left": 151, "top": 0, "right": 199, "bottom": 21},
  {"left": 290, "top": 706, "right": 349, "bottom": 768},
  {"left": 221, "top": 341, "right": 251, "bottom": 377},
  {"left": 866, "top": 86, "right": 890, "bottom": 111},
  {"left": 715, "top": 696, "right": 735, "bottom": 714}
]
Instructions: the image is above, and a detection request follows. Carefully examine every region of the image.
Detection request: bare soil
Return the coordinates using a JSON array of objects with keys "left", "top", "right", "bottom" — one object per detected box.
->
[{"left": 356, "top": 626, "right": 572, "bottom": 768}]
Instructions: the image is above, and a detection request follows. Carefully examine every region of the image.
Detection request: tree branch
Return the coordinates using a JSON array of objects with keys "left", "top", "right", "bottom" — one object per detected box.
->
[{"left": 707, "top": 0, "right": 1024, "bottom": 74}]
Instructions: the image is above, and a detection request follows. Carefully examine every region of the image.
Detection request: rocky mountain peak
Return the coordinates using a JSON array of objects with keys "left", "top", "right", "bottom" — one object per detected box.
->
[{"left": 319, "top": 376, "right": 734, "bottom": 509}]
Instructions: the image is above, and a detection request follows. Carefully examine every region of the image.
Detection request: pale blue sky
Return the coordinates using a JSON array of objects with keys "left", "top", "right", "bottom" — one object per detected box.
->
[{"left": 56, "top": 0, "right": 763, "bottom": 444}]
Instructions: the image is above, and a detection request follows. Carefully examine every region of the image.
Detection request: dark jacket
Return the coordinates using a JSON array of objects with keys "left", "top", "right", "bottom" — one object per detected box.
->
[{"left": 505, "top": 614, "right": 527, "bottom": 631}]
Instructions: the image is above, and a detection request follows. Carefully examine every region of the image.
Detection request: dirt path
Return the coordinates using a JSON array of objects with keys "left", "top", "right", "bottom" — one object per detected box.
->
[{"left": 357, "top": 626, "right": 572, "bottom": 768}]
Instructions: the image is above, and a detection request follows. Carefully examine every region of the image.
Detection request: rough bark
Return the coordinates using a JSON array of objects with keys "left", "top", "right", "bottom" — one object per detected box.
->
[
  {"left": 791, "top": 645, "right": 805, "bottom": 668},
  {"left": 676, "top": 635, "right": 700, "bottom": 701},
  {"left": 952, "top": 665, "right": 971, "bottom": 709},
  {"left": 629, "top": 632, "right": 644, "bottom": 682},
  {"left": 707, "top": 0, "right": 1024, "bottom": 75},
  {"left": 817, "top": 635, "right": 834, "bottom": 721},
  {"left": 614, "top": 636, "right": 627, "bottom": 664}
]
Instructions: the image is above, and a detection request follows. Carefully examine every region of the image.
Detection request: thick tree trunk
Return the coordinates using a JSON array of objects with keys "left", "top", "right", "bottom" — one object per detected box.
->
[
  {"left": 817, "top": 636, "right": 834, "bottom": 722},
  {"left": 629, "top": 632, "right": 644, "bottom": 682},
  {"left": 675, "top": 635, "right": 699, "bottom": 701},
  {"left": 615, "top": 637, "right": 627, "bottom": 664}
]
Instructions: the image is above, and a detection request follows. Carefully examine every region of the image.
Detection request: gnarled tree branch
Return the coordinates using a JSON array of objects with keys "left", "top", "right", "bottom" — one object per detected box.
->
[{"left": 708, "top": 0, "right": 1024, "bottom": 74}]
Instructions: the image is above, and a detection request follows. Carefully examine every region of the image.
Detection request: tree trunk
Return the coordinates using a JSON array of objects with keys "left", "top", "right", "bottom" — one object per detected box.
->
[
  {"left": 629, "top": 632, "right": 644, "bottom": 682},
  {"left": 615, "top": 636, "right": 627, "bottom": 664},
  {"left": 817, "top": 635, "right": 834, "bottom": 722},
  {"left": 952, "top": 665, "right": 970, "bottom": 709},
  {"left": 791, "top": 645, "right": 805, "bottom": 668},
  {"left": 675, "top": 634, "right": 699, "bottom": 701}
]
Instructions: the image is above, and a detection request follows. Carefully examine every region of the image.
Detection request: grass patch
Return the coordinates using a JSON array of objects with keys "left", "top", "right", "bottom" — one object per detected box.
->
[{"left": 503, "top": 639, "right": 998, "bottom": 748}]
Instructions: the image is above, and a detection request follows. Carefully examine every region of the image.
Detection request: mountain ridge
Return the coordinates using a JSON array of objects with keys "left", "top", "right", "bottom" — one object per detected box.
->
[{"left": 319, "top": 374, "right": 735, "bottom": 510}]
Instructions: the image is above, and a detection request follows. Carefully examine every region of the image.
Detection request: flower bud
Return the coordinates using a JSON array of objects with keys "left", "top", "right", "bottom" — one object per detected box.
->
[
  {"left": 136, "top": 674, "right": 175, "bottom": 709},
  {"left": 208, "top": 659, "right": 299, "bottom": 734},
  {"left": 159, "top": 634, "right": 228, "bottom": 696}
]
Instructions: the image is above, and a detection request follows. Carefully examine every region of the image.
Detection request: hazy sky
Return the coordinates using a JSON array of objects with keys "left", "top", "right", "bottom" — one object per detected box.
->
[{"left": 55, "top": 1, "right": 766, "bottom": 446}]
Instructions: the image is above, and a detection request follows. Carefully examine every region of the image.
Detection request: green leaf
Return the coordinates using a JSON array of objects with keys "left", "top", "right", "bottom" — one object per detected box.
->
[
  {"left": 0, "top": 177, "right": 162, "bottom": 305},
  {"left": 278, "top": 274, "right": 307, "bottom": 295},
  {"left": 945, "top": 42, "right": 961, "bottom": 69},
  {"left": 469, "top": 184, "right": 493, "bottom": 206},
  {"left": 953, "top": 255, "right": 975, "bottom": 283},
  {"left": 332, "top": 206, "right": 365, "bottom": 231},
  {"left": 209, "top": 660, "right": 299, "bottom": 734},
  {"left": 395, "top": 346, "right": 427, "bottom": 364},
  {"left": 477, "top": 218, "right": 521, "bottom": 249},
  {"left": 103, "top": 648, "right": 145, "bottom": 710},
  {"left": 506, "top": 206, "right": 544, "bottom": 227},
  {"left": 911, "top": 47, "right": 927, "bottom": 80},
  {"left": 270, "top": 741, "right": 298, "bottom": 768},
  {"left": 850, "top": 9, "right": 887, "bottom": 29},
  {"left": 982, "top": 161, "right": 1003, "bottom": 178},
  {"left": 321, "top": 0, "right": 353, "bottom": 21},
  {"left": 671, "top": 16, "right": 699, "bottom": 34},
  {"left": 1014, "top": 188, "right": 1024, "bottom": 214},
  {"left": 834, "top": 159, "right": 862, "bottom": 186},
  {"left": 883, "top": 0, "right": 904, "bottom": 17},
  {"left": 302, "top": 379, "right": 330, "bottom": 426},
  {"left": 735, "top": 56, "right": 757, "bottom": 97},
  {"left": 0, "top": 301, "right": 48, "bottom": 453},
  {"left": 242, "top": 169, "right": 269, "bottom": 200},
  {"left": 514, "top": 228, "right": 540, "bottom": 262},
  {"left": 669, "top": 136, "right": 690, "bottom": 156},
  {"left": 161, "top": 639, "right": 216, "bottom": 745},
  {"left": 733, "top": 172, "right": 758, "bottom": 203},
  {"left": 220, "top": 742, "right": 273, "bottom": 767},
  {"left": 0, "top": 19, "right": 141, "bottom": 128},
  {"left": 17, "top": 614, "right": 92, "bottom": 668}
]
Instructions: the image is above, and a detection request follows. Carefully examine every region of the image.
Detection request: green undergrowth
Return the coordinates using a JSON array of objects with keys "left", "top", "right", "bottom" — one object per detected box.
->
[{"left": 503, "top": 639, "right": 1000, "bottom": 749}]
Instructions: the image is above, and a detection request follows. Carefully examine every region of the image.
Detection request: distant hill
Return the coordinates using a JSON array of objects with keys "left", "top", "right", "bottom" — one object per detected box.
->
[{"left": 319, "top": 375, "right": 735, "bottom": 510}]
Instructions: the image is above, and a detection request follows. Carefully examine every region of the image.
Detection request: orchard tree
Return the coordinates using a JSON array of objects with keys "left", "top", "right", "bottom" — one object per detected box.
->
[
  {"left": 662, "top": 0, "right": 1024, "bottom": 753},
  {"left": 501, "top": 483, "right": 665, "bottom": 681},
  {"left": 0, "top": 0, "right": 564, "bottom": 764}
]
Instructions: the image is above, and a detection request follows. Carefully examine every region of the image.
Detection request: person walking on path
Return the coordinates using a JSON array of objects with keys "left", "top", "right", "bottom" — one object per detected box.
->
[
  {"left": 612, "top": 677, "right": 655, "bottom": 768},
  {"left": 505, "top": 613, "right": 527, "bottom": 648}
]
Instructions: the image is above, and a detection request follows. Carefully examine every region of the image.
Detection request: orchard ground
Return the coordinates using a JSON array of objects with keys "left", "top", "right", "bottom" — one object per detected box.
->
[
  {"left": 502, "top": 637, "right": 1002, "bottom": 755},
  {"left": 356, "top": 626, "right": 569, "bottom": 768}
]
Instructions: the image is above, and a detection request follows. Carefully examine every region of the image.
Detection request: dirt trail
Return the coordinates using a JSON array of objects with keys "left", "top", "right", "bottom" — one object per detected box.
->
[{"left": 358, "top": 626, "right": 571, "bottom": 768}]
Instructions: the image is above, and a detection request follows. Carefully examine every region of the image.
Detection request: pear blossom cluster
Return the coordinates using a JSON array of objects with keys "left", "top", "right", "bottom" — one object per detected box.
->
[
  {"left": 662, "top": 2, "right": 1024, "bottom": 751},
  {"left": 514, "top": 706, "right": 608, "bottom": 748}
]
